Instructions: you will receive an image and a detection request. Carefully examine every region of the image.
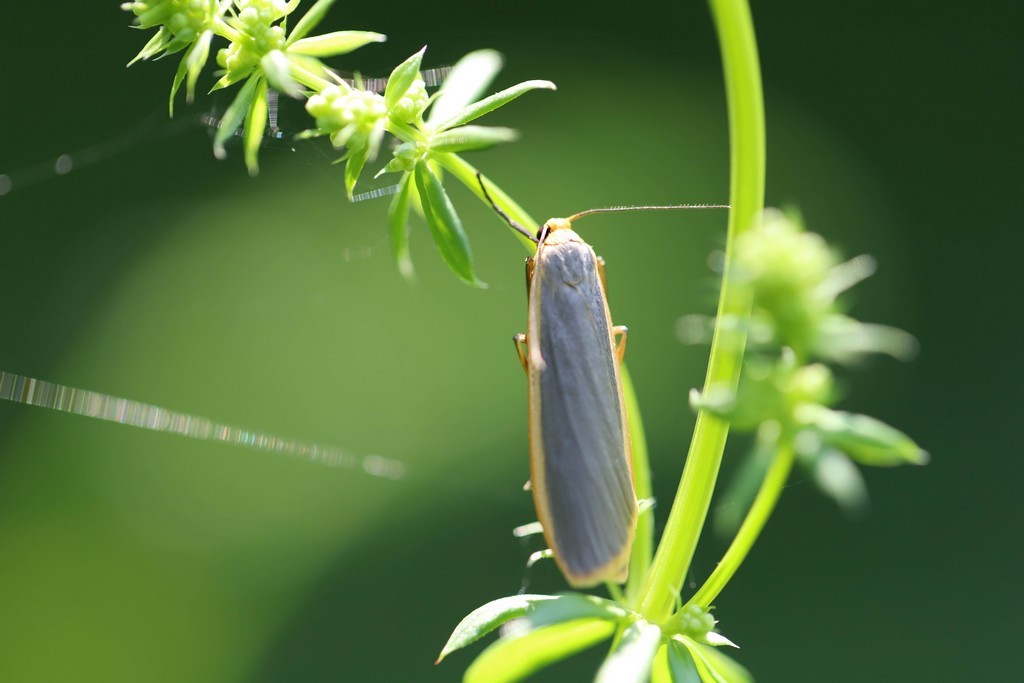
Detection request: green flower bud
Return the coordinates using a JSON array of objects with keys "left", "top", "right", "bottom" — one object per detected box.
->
[
  {"left": 391, "top": 142, "right": 425, "bottom": 170},
  {"left": 675, "top": 604, "right": 717, "bottom": 640},
  {"left": 389, "top": 79, "right": 429, "bottom": 123},
  {"left": 735, "top": 210, "right": 839, "bottom": 358},
  {"left": 788, "top": 363, "right": 832, "bottom": 407},
  {"left": 125, "top": 0, "right": 225, "bottom": 65},
  {"left": 305, "top": 87, "right": 387, "bottom": 153}
]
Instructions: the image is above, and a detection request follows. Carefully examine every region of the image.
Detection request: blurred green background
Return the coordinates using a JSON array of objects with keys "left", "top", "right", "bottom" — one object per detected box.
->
[{"left": 1, "top": 2, "right": 1020, "bottom": 681}]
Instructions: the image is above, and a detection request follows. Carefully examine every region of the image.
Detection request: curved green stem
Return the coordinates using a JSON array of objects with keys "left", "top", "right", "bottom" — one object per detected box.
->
[
  {"left": 623, "top": 368, "right": 654, "bottom": 606},
  {"left": 687, "top": 438, "right": 794, "bottom": 608},
  {"left": 637, "top": 0, "right": 765, "bottom": 623}
]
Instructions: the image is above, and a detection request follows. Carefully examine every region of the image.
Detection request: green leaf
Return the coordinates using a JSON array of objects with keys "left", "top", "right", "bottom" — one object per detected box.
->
[
  {"left": 127, "top": 26, "right": 169, "bottom": 66},
  {"left": 595, "top": 620, "right": 661, "bottom": 683},
  {"left": 651, "top": 646, "right": 671, "bottom": 683},
  {"left": 288, "top": 30, "right": 385, "bottom": 57},
  {"left": 261, "top": 50, "right": 302, "bottom": 98},
  {"left": 464, "top": 619, "right": 616, "bottom": 683},
  {"left": 816, "top": 314, "right": 918, "bottom": 363},
  {"left": 703, "top": 632, "right": 739, "bottom": 649},
  {"left": 438, "top": 594, "right": 558, "bottom": 663},
  {"left": 413, "top": 162, "right": 483, "bottom": 286},
  {"left": 285, "top": 0, "right": 337, "bottom": 44},
  {"left": 169, "top": 48, "right": 189, "bottom": 116},
  {"left": 389, "top": 173, "right": 415, "bottom": 280},
  {"left": 665, "top": 641, "right": 702, "bottom": 683},
  {"left": 213, "top": 75, "right": 260, "bottom": 160},
  {"left": 679, "top": 638, "right": 753, "bottom": 683},
  {"left": 800, "top": 406, "right": 928, "bottom": 466},
  {"left": 810, "top": 448, "right": 869, "bottom": 516},
  {"left": 434, "top": 79, "right": 556, "bottom": 131},
  {"left": 185, "top": 29, "right": 213, "bottom": 103},
  {"left": 820, "top": 254, "right": 877, "bottom": 301},
  {"left": 430, "top": 125, "right": 519, "bottom": 152},
  {"left": 526, "top": 593, "right": 630, "bottom": 630},
  {"left": 385, "top": 47, "right": 426, "bottom": 112},
  {"left": 427, "top": 49, "right": 503, "bottom": 125},
  {"left": 210, "top": 65, "right": 256, "bottom": 93},
  {"left": 243, "top": 78, "right": 268, "bottom": 176},
  {"left": 344, "top": 144, "right": 370, "bottom": 199}
]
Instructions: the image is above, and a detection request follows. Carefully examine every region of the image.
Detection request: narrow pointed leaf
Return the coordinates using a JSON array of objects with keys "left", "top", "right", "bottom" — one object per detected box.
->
[
  {"left": 800, "top": 406, "right": 928, "bottom": 466},
  {"left": 210, "top": 66, "right": 256, "bottom": 93},
  {"left": 430, "top": 125, "right": 519, "bottom": 152},
  {"left": 595, "top": 620, "right": 661, "bottom": 683},
  {"left": 185, "top": 29, "right": 213, "bottom": 102},
  {"left": 811, "top": 448, "right": 869, "bottom": 515},
  {"left": 819, "top": 254, "right": 877, "bottom": 301},
  {"left": 127, "top": 27, "right": 169, "bottom": 66},
  {"left": 816, "top": 314, "right": 918, "bottom": 363},
  {"left": 651, "top": 646, "right": 673, "bottom": 683},
  {"left": 388, "top": 173, "right": 415, "bottom": 281},
  {"left": 677, "top": 640, "right": 727, "bottom": 683},
  {"left": 526, "top": 593, "right": 629, "bottom": 630},
  {"left": 434, "top": 80, "right": 555, "bottom": 131},
  {"left": 427, "top": 49, "right": 503, "bottom": 125},
  {"left": 682, "top": 639, "right": 752, "bottom": 683},
  {"left": 385, "top": 47, "right": 426, "bottom": 111},
  {"left": 437, "top": 594, "right": 558, "bottom": 663},
  {"left": 243, "top": 78, "right": 269, "bottom": 176},
  {"left": 261, "top": 50, "right": 302, "bottom": 98},
  {"left": 703, "top": 632, "right": 739, "bottom": 649},
  {"left": 169, "top": 49, "right": 189, "bottom": 116},
  {"left": 213, "top": 76, "right": 259, "bottom": 160},
  {"left": 665, "top": 641, "right": 702, "bottom": 683},
  {"left": 413, "top": 162, "right": 482, "bottom": 286},
  {"left": 160, "top": 37, "right": 193, "bottom": 57},
  {"left": 344, "top": 145, "right": 370, "bottom": 199},
  {"left": 464, "top": 619, "right": 616, "bottom": 683},
  {"left": 285, "top": 0, "right": 337, "bottom": 44},
  {"left": 289, "top": 30, "right": 386, "bottom": 57}
]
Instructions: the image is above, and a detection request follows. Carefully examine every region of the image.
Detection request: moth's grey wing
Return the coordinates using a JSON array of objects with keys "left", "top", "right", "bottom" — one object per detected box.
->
[{"left": 536, "top": 242, "right": 635, "bottom": 580}]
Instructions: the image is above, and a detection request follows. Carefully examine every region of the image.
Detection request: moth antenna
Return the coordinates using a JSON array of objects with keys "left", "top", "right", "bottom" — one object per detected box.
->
[
  {"left": 476, "top": 172, "right": 538, "bottom": 243},
  {"left": 566, "top": 204, "right": 730, "bottom": 223}
]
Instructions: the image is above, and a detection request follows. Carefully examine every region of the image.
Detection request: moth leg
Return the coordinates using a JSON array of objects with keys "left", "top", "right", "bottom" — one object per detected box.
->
[
  {"left": 514, "top": 333, "right": 529, "bottom": 373},
  {"left": 612, "top": 325, "right": 628, "bottom": 364},
  {"left": 596, "top": 255, "right": 608, "bottom": 292}
]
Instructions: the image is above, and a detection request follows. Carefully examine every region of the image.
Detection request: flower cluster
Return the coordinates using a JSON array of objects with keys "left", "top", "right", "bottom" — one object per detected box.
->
[
  {"left": 123, "top": 0, "right": 225, "bottom": 60},
  {"left": 388, "top": 78, "right": 429, "bottom": 124},
  {"left": 306, "top": 85, "right": 387, "bottom": 157},
  {"left": 215, "top": 0, "right": 292, "bottom": 84},
  {"left": 693, "top": 210, "right": 926, "bottom": 520},
  {"left": 126, "top": 2, "right": 552, "bottom": 282}
]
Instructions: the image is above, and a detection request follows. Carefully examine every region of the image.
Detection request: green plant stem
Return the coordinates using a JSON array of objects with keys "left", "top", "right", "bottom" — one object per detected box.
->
[
  {"left": 213, "top": 18, "right": 245, "bottom": 45},
  {"left": 385, "top": 121, "right": 424, "bottom": 149},
  {"left": 637, "top": 0, "right": 765, "bottom": 624},
  {"left": 290, "top": 61, "right": 333, "bottom": 92},
  {"left": 623, "top": 368, "right": 654, "bottom": 605},
  {"left": 686, "top": 438, "right": 794, "bottom": 608}
]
